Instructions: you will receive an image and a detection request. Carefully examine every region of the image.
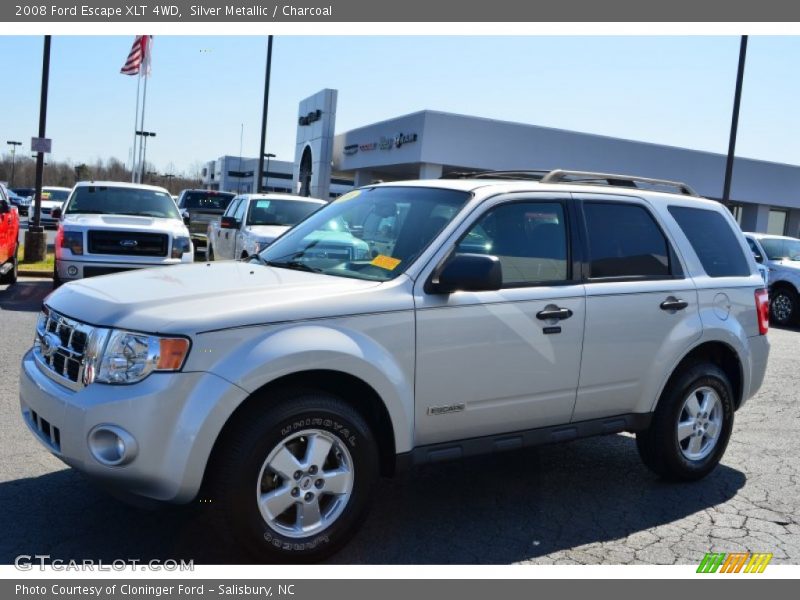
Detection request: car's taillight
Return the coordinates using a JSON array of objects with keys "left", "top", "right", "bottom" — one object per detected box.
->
[{"left": 755, "top": 288, "right": 769, "bottom": 335}]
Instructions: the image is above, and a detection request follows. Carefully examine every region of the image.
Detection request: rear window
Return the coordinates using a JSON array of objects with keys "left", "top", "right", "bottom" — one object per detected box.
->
[
  {"left": 668, "top": 206, "right": 750, "bottom": 277},
  {"left": 180, "top": 191, "right": 235, "bottom": 210}
]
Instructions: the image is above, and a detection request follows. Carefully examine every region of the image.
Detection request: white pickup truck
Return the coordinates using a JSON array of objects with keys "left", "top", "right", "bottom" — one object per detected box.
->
[
  {"left": 205, "top": 193, "right": 325, "bottom": 261},
  {"left": 52, "top": 181, "right": 193, "bottom": 286}
]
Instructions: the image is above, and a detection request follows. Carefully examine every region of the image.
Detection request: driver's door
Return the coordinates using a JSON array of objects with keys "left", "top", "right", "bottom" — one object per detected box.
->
[{"left": 413, "top": 194, "right": 586, "bottom": 446}]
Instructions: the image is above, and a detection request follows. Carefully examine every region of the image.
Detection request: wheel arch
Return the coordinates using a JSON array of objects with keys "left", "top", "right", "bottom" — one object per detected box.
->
[
  {"left": 203, "top": 369, "right": 399, "bottom": 490},
  {"left": 655, "top": 340, "right": 744, "bottom": 412}
]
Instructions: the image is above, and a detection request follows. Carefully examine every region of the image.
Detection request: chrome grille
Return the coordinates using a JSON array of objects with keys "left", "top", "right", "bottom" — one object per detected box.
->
[{"left": 34, "top": 308, "right": 107, "bottom": 391}]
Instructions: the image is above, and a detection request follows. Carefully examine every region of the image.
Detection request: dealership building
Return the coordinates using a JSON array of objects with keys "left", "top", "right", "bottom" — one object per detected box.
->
[{"left": 204, "top": 88, "right": 800, "bottom": 237}]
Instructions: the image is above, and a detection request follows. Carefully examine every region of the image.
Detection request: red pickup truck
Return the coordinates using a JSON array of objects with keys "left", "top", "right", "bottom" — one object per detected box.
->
[{"left": 0, "top": 183, "right": 20, "bottom": 284}]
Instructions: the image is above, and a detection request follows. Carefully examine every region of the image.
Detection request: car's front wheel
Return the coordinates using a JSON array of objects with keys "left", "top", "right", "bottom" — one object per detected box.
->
[
  {"left": 206, "top": 389, "right": 379, "bottom": 562},
  {"left": 770, "top": 287, "right": 798, "bottom": 326},
  {"left": 636, "top": 363, "right": 734, "bottom": 481}
]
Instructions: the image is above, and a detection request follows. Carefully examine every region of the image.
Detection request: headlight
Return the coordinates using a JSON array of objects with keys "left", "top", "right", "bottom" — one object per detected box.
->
[
  {"left": 171, "top": 236, "right": 192, "bottom": 258},
  {"left": 60, "top": 230, "right": 83, "bottom": 255},
  {"left": 94, "top": 330, "right": 190, "bottom": 384}
]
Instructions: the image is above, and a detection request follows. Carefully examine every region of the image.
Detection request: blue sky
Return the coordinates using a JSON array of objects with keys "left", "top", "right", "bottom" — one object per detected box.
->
[{"left": 1, "top": 35, "right": 799, "bottom": 175}]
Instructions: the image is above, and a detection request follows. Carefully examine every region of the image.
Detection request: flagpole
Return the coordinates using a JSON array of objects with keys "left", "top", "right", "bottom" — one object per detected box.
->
[
  {"left": 131, "top": 70, "right": 141, "bottom": 182},
  {"left": 137, "top": 72, "right": 148, "bottom": 183}
]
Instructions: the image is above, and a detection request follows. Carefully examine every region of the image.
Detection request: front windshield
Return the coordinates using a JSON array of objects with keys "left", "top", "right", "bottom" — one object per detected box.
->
[
  {"left": 760, "top": 238, "right": 800, "bottom": 261},
  {"left": 43, "top": 189, "right": 71, "bottom": 202},
  {"left": 247, "top": 199, "right": 323, "bottom": 226},
  {"left": 65, "top": 186, "right": 180, "bottom": 219},
  {"left": 259, "top": 186, "right": 470, "bottom": 281}
]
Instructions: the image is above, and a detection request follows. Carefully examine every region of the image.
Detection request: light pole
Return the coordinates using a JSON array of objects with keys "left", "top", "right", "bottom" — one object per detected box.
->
[
  {"left": 136, "top": 130, "right": 156, "bottom": 183},
  {"left": 263, "top": 152, "right": 276, "bottom": 191},
  {"left": 722, "top": 35, "right": 748, "bottom": 204},
  {"left": 256, "top": 35, "right": 273, "bottom": 193},
  {"left": 6, "top": 141, "right": 21, "bottom": 187}
]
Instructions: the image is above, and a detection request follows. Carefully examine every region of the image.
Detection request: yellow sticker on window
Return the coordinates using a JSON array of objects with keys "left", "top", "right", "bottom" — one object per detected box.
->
[
  {"left": 371, "top": 255, "right": 402, "bottom": 271},
  {"left": 335, "top": 189, "right": 361, "bottom": 203}
]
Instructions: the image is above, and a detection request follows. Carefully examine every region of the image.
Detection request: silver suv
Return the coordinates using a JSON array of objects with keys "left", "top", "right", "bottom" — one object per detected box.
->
[
  {"left": 19, "top": 170, "right": 770, "bottom": 561},
  {"left": 744, "top": 232, "right": 800, "bottom": 326}
]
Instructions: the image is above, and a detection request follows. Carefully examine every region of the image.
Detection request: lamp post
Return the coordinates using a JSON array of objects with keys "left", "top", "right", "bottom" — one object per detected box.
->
[
  {"left": 256, "top": 35, "right": 273, "bottom": 193},
  {"left": 135, "top": 130, "right": 156, "bottom": 183},
  {"left": 263, "top": 152, "right": 276, "bottom": 191},
  {"left": 722, "top": 35, "right": 748, "bottom": 204},
  {"left": 6, "top": 141, "right": 21, "bottom": 187}
]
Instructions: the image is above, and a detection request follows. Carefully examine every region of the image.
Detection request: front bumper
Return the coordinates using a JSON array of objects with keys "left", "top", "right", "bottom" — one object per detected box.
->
[
  {"left": 744, "top": 333, "right": 770, "bottom": 406},
  {"left": 56, "top": 257, "right": 190, "bottom": 282},
  {"left": 19, "top": 349, "right": 249, "bottom": 503}
]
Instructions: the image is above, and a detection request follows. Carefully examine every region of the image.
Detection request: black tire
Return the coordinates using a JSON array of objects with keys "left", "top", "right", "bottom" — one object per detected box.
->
[
  {"left": 769, "top": 286, "right": 798, "bottom": 326},
  {"left": 205, "top": 389, "right": 379, "bottom": 562},
  {"left": 636, "top": 363, "right": 734, "bottom": 482},
  {"left": 52, "top": 261, "right": 62, "bottom": 289},
  {"left": 0, "top": 243, "right": 18, "bottom": 285}
]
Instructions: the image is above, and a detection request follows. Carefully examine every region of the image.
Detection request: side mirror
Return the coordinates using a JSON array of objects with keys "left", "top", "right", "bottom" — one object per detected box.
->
[
  {"left": 221, "top": 216, "right": 239, "bottom": 229},
  {"left": 753, "top": 253, "right": 764, "bottom": 264},
  {"left": 183, "top": 214, "right": 191, "bottom": 226},
  {"left": 427, "top": 253, "right": 503, "bottom": 294},
  {"left": 51, "top": 207, "right": 62, "bottom": 220},
  {"left": 0, "top": 201, "right": 8, "bottom": 215}
]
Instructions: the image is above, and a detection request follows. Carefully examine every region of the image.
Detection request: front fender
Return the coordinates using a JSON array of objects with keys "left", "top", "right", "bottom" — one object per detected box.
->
[{"left": 194, "top": 314, "right": 415, "bottom": 453}]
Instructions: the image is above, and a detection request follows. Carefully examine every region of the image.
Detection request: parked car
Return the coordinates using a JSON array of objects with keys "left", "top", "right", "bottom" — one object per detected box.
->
[
  {"left": 744, "top": 232, "right": 800, "bottom": 325},
  {"left": 206, "top": 193, "right": 326, "bottom": 261},
  {"left": 0, "top": 184, "right": 19, "bottom": 284},
  {"left": 11, "top": 187, "right": 35, "bottom": 200},
  {"left": 5, "top": 188, "right": 32, "bottom": 217},
  {"left": 52, "top": 181, "right": 193, "bottom": 287},
  {"left": 175, "top": 189, "right": 236, "bottom": 253},
  {"left": 38, "top": 186, "right": 72, "bottom": 228},
  {"left": 20, "top": 170, "right": 769, "bottom": 562}
]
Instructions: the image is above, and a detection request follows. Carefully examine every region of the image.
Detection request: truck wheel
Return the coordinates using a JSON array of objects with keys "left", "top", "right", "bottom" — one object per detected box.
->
[
  {"left": 206, "top": 389, "right": 379, "bottom": 562},
  {"left": 0, "top": 244, "right": 18, "bottom": 284},
  {"left": 636, "top": 363, "right": 733, "bottom": 482},
  {"left": 770, "top": 287, "right": 798, "bottom": 326},
  {"left": 52, "top": 261, "right": 62, "bottom": 289}
]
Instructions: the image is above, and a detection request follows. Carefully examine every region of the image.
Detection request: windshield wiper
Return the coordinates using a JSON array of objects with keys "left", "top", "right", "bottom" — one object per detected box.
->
[{"left": 264, "top": 259, "right": 324, "bottom": 273}]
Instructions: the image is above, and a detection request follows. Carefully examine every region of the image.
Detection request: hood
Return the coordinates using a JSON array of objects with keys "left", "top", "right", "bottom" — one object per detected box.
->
[
  {"left": 62, "top": 213, "right": 188, "bottom": 236},
  {"left": 244, "top": 224, "right": 289, "bottom": 242},
  {"left": 46, "top": 261, "right": 393, "bottom": 334},
  {"left": 772, "top": 258, "right": 800, "bottom": 270}
]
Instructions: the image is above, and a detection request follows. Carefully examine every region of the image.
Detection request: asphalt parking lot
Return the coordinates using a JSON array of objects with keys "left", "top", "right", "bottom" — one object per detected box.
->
[{"left": 1, "top": 278, "right": 798, "bottom": 565}]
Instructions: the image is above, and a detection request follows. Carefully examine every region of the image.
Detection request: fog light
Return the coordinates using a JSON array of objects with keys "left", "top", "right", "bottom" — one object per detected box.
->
[
  {"left": 88, "top": 425, "right": 138, "bottom": 466},
  {"left": 67, "top": 266, "right": 78, "bottom": 276}
]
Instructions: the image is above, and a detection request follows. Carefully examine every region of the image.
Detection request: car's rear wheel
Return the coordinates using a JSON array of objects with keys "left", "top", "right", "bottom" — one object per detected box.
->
[
  {"left": 205, "top": 389, "right": 379, "bottom": 562},
  {"left": 770, "top": 287, "right": 798, "bottom": 326},
  {"left": 0, "top": 243, "right": 18, "bottom": 284},
  {"left": 636, "top": 363, "right": 734, "bottom": 481}
]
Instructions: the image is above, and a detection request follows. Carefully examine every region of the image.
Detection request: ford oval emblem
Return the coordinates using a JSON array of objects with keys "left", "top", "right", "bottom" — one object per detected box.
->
[{"left": 119, "top": 239, "right": 138, "bottom": 248}]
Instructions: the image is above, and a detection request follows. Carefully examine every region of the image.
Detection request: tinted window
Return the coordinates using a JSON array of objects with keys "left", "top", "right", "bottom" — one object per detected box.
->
[
  {"left": 65, "top": 186, "right": 180, "bottom": 220},
  {"left": 457, "top": 202, "right": 568, "bottom": 286},
  {"left": 668, "top": 206, "right": 750, "bottom": 277},
  {"left": 584, "top": 202, "right": 670, "bottom": 279},
  {"left": 247, "top": 199, "right": 322, "bottom": 226},
  {"left": 746, "top": 237, "right": 763, "bottom": 260},
  {"left": 180, "top": 191, "right": 235, "bottom": 210}
]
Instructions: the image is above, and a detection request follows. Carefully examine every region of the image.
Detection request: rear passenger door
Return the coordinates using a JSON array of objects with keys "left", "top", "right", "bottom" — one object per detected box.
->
[{"left": 572, "top": 195, "right": 701, "bottom": 421}]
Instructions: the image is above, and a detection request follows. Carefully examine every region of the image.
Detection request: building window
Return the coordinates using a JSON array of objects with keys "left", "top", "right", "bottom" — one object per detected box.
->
[
  {"left": 728, "top": 204, "right": 743, "bottom": 225},
  {"left": 768, "top": 209, "right": 788, "bottom": 236}
]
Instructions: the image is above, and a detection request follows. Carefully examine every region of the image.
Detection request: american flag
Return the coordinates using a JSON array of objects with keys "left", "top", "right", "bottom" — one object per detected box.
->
[{"left": 120, "top": 35, "right": 153, "bottom": 76}]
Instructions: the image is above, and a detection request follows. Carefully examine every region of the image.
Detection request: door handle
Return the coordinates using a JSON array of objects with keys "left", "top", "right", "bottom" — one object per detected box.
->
[
  {"left": 536, "top": 306, "right": 573, "bottom": 321},
  {"left": 660, "top": 297, "right": 689, "bottom": 311}
]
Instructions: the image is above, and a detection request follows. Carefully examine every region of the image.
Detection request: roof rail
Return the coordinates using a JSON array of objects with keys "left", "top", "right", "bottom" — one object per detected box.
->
[
  {"left": 540, "top": 169, "right": 699, "bottom": 197},
  {"left": 441, "top": 170, "right": 550, "bottom": 181}
]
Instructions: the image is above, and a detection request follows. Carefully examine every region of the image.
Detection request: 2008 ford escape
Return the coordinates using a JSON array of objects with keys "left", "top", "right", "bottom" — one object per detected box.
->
[{"left": 20, "top": 170, "right": 770, "bottom": 561}]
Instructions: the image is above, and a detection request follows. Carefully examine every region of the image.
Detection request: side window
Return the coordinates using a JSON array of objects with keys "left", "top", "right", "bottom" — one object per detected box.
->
[
  {"left": 223, "top": 197, "right": 241, "bottom": 218},
  {"left": 234, "top": 198, "right": 248, "bottom": 222},
  {"left": 456, "top": 201, "right": 569, "bottom": 286},
  {"left": 746, "top": 237, "right": 763, "bottom": 261},
  {"left": 583, "top": 202, "right": 671, "bottom": 280},
  {"left": 668, "top": 206, "right": 751, "bottom": 277}
]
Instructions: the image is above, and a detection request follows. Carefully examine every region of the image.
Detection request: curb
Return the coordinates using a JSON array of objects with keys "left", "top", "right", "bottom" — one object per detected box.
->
[{"left": 18, "top": 270, "right": 53, "bottom": 278}]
